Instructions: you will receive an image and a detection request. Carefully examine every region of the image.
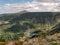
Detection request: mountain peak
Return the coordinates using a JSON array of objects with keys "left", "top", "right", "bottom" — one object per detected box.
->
[{"left": 17, "top": 10, "right": 28, "bottom": 14}]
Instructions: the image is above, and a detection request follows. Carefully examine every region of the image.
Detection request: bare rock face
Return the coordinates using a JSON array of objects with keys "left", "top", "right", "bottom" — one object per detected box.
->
[
  {"left": 6, "top": 42, "right": 16, "bottom": 45},
  {"left": 23, "top": 38, "right": 39, "bottom": 45},
  {"left": 23, "top": 37, "right": 49, "bottom": 45}
]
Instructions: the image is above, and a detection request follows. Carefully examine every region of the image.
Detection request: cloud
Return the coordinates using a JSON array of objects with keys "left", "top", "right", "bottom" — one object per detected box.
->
[
  {"left": 0, "top": 3, "right": 23, "bottom": 14},
  {"left": 34, "top": 0, "right": 60, "bottom": 3},
  {"left": 0, "top": 1, "right": 60, "bottom": 14},
  {"left": 27, "top": 2, "right": 59, "bottom": 12}
]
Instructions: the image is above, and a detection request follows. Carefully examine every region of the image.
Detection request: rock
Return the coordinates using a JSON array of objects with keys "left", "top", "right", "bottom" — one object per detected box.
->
[{"left": 6, "top": 42, "right": 16, "bottom": 45}]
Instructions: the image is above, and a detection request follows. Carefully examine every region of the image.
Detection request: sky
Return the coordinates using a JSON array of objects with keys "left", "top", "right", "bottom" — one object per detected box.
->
[
  {"left": 34, "top": 0, "right": 60, "bottom": 2},
  {"left": 0, "top": 0, "right": 32, "bottom": 6},
  {"left": 0, "top": 0, "right": 60, "bottom": 14}
]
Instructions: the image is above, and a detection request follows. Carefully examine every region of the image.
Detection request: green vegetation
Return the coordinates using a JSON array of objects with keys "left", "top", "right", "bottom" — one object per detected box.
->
[{"left": 0, "top": 12, "right": 60, "bottom": 45}]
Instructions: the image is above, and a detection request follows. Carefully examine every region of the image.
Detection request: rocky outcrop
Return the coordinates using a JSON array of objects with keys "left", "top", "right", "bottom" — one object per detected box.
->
[{"left": 23, "top": 37, "right": 49, "bottom": 45}]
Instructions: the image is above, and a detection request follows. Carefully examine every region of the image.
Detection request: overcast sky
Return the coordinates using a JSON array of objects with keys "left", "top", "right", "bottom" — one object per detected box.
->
[
  {"left": 0, "top": 0, "right": 60, "bottom": 14},
  {"left": 34, "top": 0, "right": 60, "bottom": 2}
]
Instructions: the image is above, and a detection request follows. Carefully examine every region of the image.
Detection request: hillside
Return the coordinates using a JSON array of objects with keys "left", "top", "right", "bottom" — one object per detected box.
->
[{"left": 0, "top": 12, "right": 60, "bottom": 45}]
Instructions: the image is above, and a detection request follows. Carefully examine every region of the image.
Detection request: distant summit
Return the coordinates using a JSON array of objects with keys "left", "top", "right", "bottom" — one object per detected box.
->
[{"left": 17, "top": 10, "right": 28, "bottom": 14}]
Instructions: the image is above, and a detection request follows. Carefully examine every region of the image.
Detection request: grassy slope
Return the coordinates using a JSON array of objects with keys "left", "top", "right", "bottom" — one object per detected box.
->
[{"left": 0, "top": 12, "right": 60, "bottom": 45}]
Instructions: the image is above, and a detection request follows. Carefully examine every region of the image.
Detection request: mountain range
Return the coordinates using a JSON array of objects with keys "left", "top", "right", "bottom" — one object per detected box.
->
[
  {"left": 0, "top": 11, "right": 60, "bottom": 44},
  {"left": 0, "top": 10, "right": 60, "bottom": 23}
]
